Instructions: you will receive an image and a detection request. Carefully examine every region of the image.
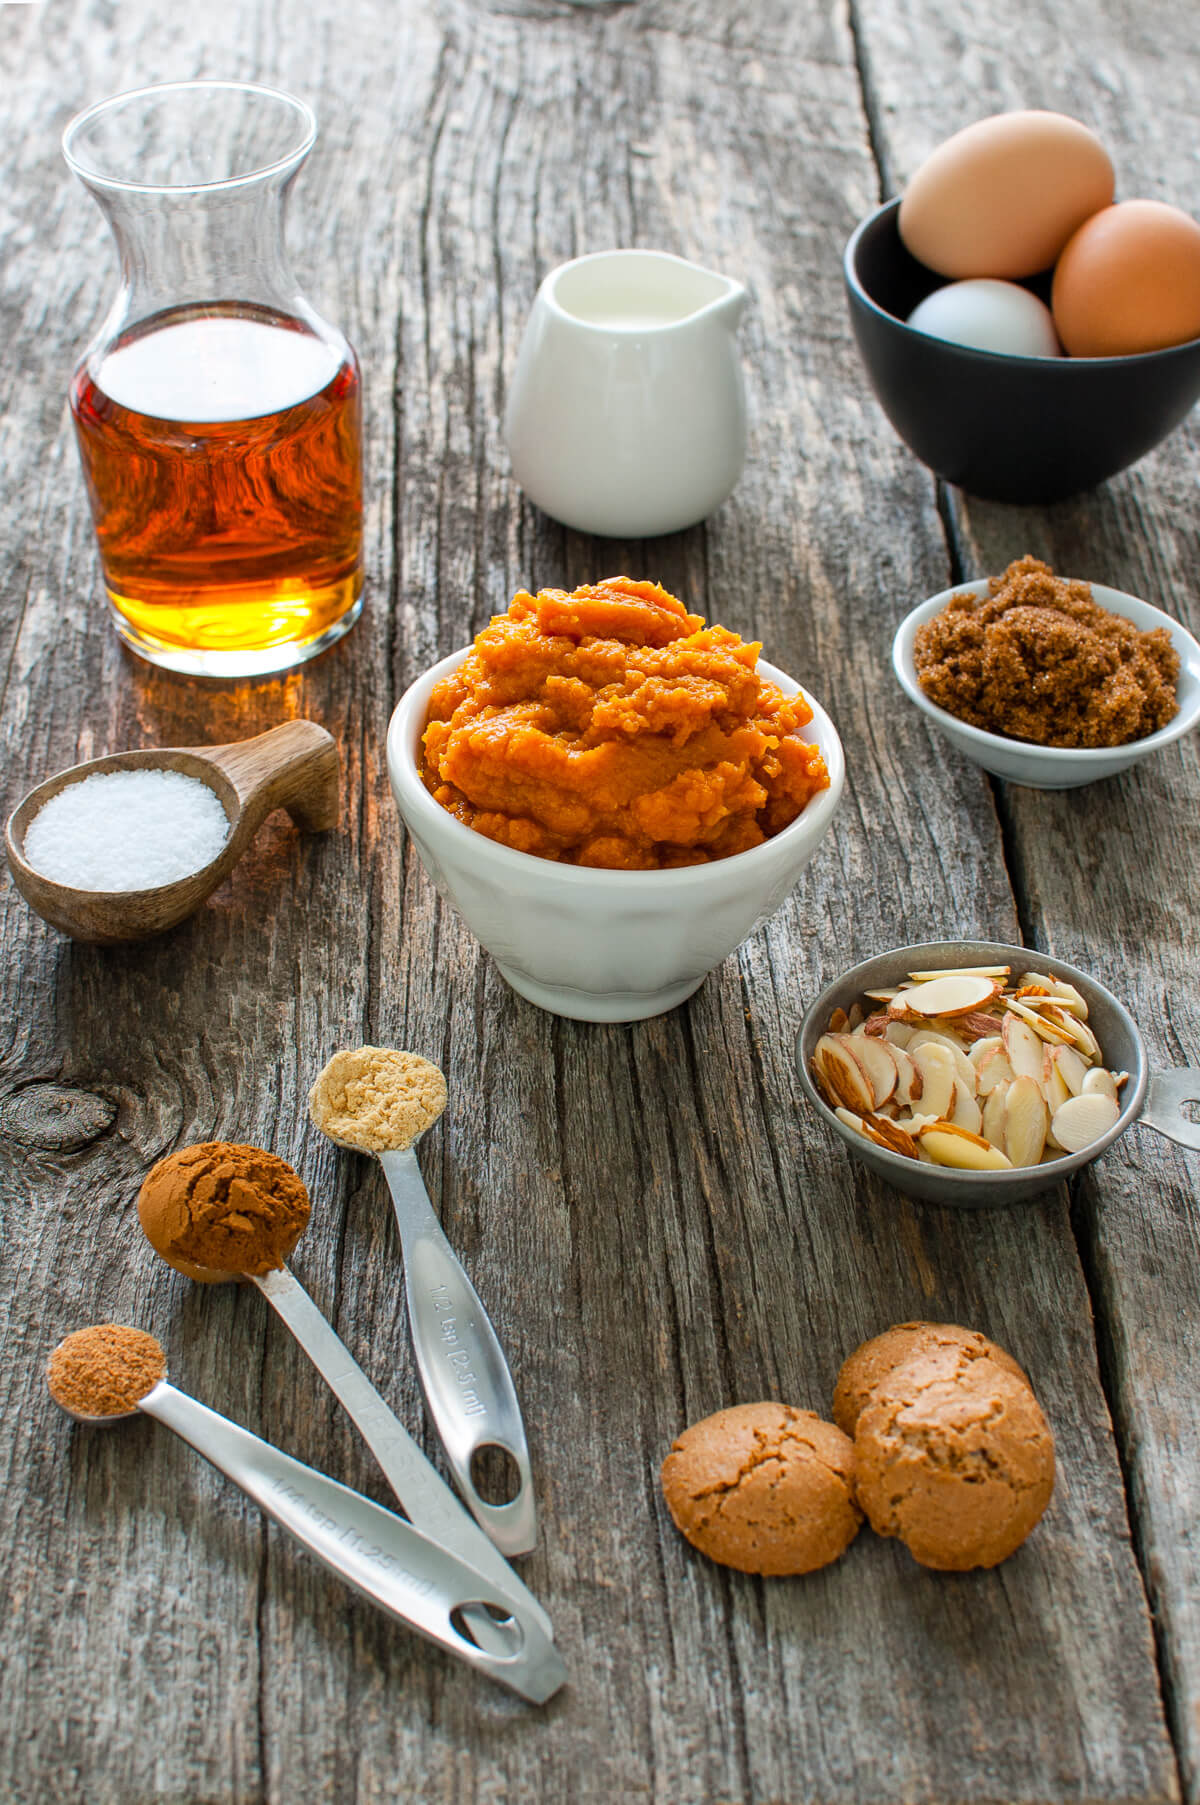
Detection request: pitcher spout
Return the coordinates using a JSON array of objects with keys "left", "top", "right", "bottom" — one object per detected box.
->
[{"left": 712, "top": 277, "right": 750, "bottom": 331}]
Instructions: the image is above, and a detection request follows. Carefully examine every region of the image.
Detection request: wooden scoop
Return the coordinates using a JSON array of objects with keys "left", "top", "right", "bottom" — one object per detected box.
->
[{"left": 5, "top": 720, "right": 338, "bottom": 944}]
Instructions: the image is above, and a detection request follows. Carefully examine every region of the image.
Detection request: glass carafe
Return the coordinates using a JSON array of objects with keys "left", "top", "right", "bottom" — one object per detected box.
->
[{"left": 63, "top": 80, "right": 363, "bottom": 678}]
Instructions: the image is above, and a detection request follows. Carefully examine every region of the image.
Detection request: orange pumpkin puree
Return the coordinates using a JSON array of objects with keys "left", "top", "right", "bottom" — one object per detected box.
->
[{"left": 420, "top": 577, "right": 829, "bottom": 869}]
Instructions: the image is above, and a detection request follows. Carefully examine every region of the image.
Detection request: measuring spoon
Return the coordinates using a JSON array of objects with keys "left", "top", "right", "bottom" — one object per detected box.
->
[
  {"left": 52, "top": 1366, "right": 565, "bottom": 1704},
  {"left": 5, "top": 719, "right": 339, "bottom": 943},
  {"left": 136, "top": 1163, "right": 551, "bottom": 1653},
  {"left": 310, "top": 1054, "right": 537, "bottom": 1557}
]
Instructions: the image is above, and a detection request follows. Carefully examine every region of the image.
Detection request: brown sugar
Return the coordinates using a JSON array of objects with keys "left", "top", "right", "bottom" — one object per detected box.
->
[
  {"left": 308, "top": 1047, "right": 447, "bottom": 1153},
  {"left": 137, "top": 1142, "right": 310, "bottom": 1281},
  {"left": 913, "top": 555, "right": 1179, "bottom": 747},
  {"left": 47, "top": 1324, "right": 166, "bottom": 1417},
  {"left": 661, "top": 1401, "right": 862, "bottom": 1576}
]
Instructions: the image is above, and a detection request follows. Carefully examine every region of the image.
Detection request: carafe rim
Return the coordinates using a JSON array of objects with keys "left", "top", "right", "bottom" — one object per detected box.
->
[{"left": 62, "top": 79, "right": 317, "bottom": 199}]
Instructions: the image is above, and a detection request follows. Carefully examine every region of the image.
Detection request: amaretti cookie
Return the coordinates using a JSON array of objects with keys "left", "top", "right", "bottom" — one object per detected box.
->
[
  {"left": 661, "top": 1402, "right": 861, "bottom": 1576},
  {"left": 854, "top": 1348, "right": 1055, "bottom": 1570},
  {"left": 832, "top": 1320, "right": 1029, "bottom": 1435}
]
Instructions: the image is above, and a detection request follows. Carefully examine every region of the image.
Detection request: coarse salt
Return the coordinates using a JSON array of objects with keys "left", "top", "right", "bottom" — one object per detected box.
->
[{"left": 23, "top": 768, "right": 229, "bottom": 891}]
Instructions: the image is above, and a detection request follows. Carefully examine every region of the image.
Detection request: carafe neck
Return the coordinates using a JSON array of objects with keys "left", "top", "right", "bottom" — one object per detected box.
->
[{"left": 85, "top": 167, "right": 308, "bottom": 339}]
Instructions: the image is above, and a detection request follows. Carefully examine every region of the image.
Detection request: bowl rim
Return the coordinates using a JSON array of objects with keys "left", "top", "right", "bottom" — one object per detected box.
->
[
  {"left": 844, "top": 196, "right": 1200, "bottom": 372},
  {"left": 386, "top": 646, "right": 845, "bottom": 888},
  {"left": 892, "top": 577, "right": 1200, "bottom": 766},
  {"left": 796, "top": 938, "right": 1148, "bottom": 1191}
]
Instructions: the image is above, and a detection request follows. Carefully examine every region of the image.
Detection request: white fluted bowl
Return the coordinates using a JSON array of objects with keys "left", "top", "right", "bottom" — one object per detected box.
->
[{"left": 386, "top": 649, "right": 844, "bottom": 1022}]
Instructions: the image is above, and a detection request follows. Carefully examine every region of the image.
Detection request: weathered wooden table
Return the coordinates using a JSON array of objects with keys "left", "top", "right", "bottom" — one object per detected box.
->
[{"left": 3, "top": 1, "right": 1198, "bottom": 1800}]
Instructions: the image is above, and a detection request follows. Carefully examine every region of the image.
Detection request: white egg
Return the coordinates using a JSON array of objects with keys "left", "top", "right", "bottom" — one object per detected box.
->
[{"left": 907, "top": 279, "right": 1062, "bottom": 357}]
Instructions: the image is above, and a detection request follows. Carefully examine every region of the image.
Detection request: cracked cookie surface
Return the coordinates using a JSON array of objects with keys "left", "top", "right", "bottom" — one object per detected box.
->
[
  {"left": 833, "top": 1320, "right": 1029, "bottom": 1436},
  {"left": 854, "top": 1348, "right": 1054, "bottom": 1571},
  {"left": 661, "top": 1402, "right": 861, "bottom": 1576}
]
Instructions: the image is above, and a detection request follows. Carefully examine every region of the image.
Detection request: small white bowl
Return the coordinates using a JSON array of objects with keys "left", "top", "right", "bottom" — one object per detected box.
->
[
  {"left": 892, "top": 579, "right": 1200, "bottom": 789},
  {"left": 386, "top": 650, "right": 844, "bottom": 1022}
]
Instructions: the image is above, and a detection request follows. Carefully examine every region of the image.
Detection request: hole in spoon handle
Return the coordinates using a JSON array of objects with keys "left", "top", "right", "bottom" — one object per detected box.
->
[
  {"left": 402, "top": 1227, "right": 538, "bottom": 1555},
  {"left": 196, "top": 720, "right": 340, "bottom": 832},
  {"left": 452, "top": 1422, "right": 537, "bottom": 1558},
  {"left": 1142, "top": 1069, "right": 1200, "bottom": 1152}
]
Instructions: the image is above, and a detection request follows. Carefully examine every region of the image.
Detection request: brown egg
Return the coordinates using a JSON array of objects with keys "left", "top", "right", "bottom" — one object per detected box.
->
[
  {"left": 1052, "top": 200, "right": 1200, "bottom": 356},
  {"left": 899, "top": 111, "right": 1114, "bottom": 280}
]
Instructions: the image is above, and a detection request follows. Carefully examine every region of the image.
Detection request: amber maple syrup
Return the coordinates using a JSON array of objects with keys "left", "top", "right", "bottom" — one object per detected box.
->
[{"left": 70, "top": 302, "right": 363, "bottom": 671}]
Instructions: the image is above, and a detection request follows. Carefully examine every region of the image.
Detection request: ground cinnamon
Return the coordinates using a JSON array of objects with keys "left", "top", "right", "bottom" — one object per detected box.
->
[
  {"left": 47, "top": 1324, "right": 166, "bottom": 1416},
  {"left": 309, "top": 1047, "right": 447, "bottom": 1153},
  {"left": 137, "top": 1141, "right": 310, "bottom": 1279},
  {"left": 913, "top": 555, "right": 1179, "bottom": 748}
]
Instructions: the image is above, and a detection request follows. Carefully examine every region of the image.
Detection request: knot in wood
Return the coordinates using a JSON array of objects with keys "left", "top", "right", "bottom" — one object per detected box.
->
[{"left": 0, "top": 1083, "right": 117, "bottom": 1151}]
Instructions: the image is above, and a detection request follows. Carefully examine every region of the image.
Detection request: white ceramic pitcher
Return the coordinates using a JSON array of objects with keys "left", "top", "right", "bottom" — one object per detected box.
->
[{"left": 503, "top": 249, "right": 749, "bottom": 539}]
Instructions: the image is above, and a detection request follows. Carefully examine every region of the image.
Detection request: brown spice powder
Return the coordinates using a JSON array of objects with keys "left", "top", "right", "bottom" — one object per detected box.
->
[
  {"left": 913, "top": 555, "right": 1179, "bottom": 748},
  {"left": 137, "top": 1142, "right": 310, "bottom": 1278},
  {"left": 47, "top": 1324, "right": 166, "bottom": 1417},
  {"left": 308, "top": 1047, "right": 447, "bottom": 1153}
]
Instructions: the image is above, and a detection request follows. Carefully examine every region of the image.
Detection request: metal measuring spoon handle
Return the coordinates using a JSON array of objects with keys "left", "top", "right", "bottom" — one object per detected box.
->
[
  {"left": 379, "top": 1148, "right": 537, "bottom": 1557},
  {"left": 1141, "top": 1068, "right": 1200, "bottom": 1150},
  {"left": 250, "top": 1267, "right": 550, "bottom": 1646},
  {"left": 137, "top": 1379, "right": 565, "bottom": 1705}
]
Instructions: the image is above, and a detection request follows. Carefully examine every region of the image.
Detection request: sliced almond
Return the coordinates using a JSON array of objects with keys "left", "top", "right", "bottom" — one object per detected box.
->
[
  {"left": 829, "top": 1007, "right": 850, "bottom": 1033},
  {"left": 894, "top": 974, "right": 1002, "bottom": 1018},
  {"left": 813, "top": 1036, "right": 874, "bottom": 1115},
  {"left": 883, "top": 1021, "right": 914, "bottom": 1050},
  {"left": 907, "top": 965, "right": 1011, "bottom": 982},
  {"left": 1050, "top": 1092, "right": 1120, "bottom": 1154},
  {"left": 891, "top": 1045, "right": 923, "bottom": 1107},
  {"left": 1041, "top": 1006, "right": 1101, "bottom": 1061},
  {"left": 847, "top": 1034, "right": 899, "bottom": 1109},
  {"left": 846, "top": 1001, "right": 864, "bottom": 1031},
  {"left": 894, "top": 1111, "right": 938, "bottom": 1134},
  {"left": 1041, "top": 1052, "right": 1072, "bottom": 1114},
  {"left": 1081, "top": 1067, "right": 1119, "bottom": 1102},
  {"left": 981, "top": 1082, "right": 1009, "bottom": 1154},
  {"left": 950, "top": 1078, "right": 983, "bottom": 1135},
  {"left": 907, "top": 1043, "right": 956, "bottom": 1119},
  {"left": 864, "top": 988, "right": 899, "bottom": 1003},
  {"left": 975, "top": 1046, "right": 1015, "bottom": 1094},
  {"left": 1021, "top": 973, "right": 1089, "bottom": 1018},
  {"left": 968, "top": 1034, "right": 1003, "bottom": 1068},
  {"left": 861, "top": 1113, "right": 920, "bottom": 1160},
  {"left": 1002, "top": 1013, "right": 1045, "bottom": 1083},
  {"left": 834, "top": 1106, "right": 864, "bottom": 1134},
  {"left": 1050, "top": 1044, "right": 1089, "bottom": 1096},
  {"left": 861, "top": 1012, "right": 890, "bottom": 1038},
  {"left": 957, "top": 1011, "right": 1006, "bottom": 1042},
  {"left": 908, "top": 1030, "right": 976, "bottom": 1090},
  {"left": 1006, "top": 996, "right": 1077, "bottom": 1046},
  {"left": 1005, "top": 1075, "right": 1048, "bottom": 1168},
  {"left": 917, "top": 1122, "right": 1013, "bottom": 1171}
]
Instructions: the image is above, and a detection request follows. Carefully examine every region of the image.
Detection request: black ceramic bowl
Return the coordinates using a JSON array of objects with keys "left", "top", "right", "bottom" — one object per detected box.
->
[{"left": 844, "top": 198, "right": 1200, "bottom": 503}]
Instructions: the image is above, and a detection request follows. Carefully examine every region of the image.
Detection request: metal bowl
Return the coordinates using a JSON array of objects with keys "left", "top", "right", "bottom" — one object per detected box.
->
[{"left": 796, "top": 939, "right": 1199, "bottom": 1208}]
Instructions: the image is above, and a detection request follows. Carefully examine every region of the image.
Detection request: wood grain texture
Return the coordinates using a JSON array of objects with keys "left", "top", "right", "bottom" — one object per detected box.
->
[
  {"left": 851, "top": 3, "right": 1200, "bottom": 1797},
  {"left": 0, "top": 0, "right": 1190, "bottom": 1800}
]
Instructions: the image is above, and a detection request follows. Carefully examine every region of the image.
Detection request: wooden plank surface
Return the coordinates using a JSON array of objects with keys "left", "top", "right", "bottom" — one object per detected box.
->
[
  {"left": 0, "top": 0, "right": 1192, "bottom": 1800},
  {"left": 852, "top": 4, "right": 1200, "bottom": 1798}
]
